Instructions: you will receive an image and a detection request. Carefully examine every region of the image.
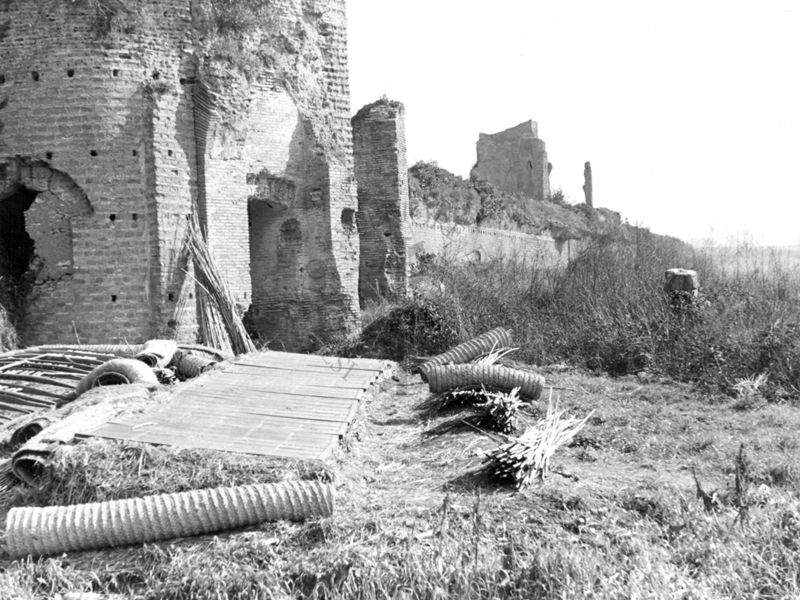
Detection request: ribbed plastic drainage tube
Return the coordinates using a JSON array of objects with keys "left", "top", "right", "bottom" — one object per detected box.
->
[
  {"left": 6, "top": 480, "right": 334, "bottom": 559},
  {"left": 419, "top": 327, "right": 513, "bottom": 381},
  {"left": 426, "top": 363, "right": 545, "bottom": 400},
  {"left": 135, "top": 339, "right": 179, "bottom": 369}
]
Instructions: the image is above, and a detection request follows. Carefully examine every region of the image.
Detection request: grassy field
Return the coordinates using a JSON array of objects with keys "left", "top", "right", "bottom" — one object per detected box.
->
[{"left": 1, "top": 237, "right": 799, "bottom": 598}]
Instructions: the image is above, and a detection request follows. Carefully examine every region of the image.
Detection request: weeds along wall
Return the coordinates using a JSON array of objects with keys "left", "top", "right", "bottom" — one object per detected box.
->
[
  {"left": 0, "top": 0, "right": 359, "bottom": 349},
  {"left": 409, "top": 222, "right": 586, "bottom": 268}
]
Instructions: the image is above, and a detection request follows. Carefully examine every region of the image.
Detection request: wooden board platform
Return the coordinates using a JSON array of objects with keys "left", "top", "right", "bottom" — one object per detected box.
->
[{"left": 78, "top": 352, "right": 391, "bottom": 460}]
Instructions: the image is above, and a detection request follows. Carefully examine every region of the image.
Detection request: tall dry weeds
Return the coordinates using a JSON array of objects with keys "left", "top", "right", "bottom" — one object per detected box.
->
[{"left": 412, "top": 234, "right": 800, "bottom": 398}]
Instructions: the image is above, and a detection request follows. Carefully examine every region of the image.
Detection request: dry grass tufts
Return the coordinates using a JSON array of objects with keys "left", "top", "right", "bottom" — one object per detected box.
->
[
  {"left": 1, "top": 438, "right": 330, "bottom": 517},
  {"left": 474, "top": 345, "right": 518, "bottom": 366}
]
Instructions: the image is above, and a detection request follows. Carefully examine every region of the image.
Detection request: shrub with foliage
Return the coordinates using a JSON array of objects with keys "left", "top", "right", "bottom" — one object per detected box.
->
[{"left": 330, "top": 297, "right": 462, "bottom": 363}]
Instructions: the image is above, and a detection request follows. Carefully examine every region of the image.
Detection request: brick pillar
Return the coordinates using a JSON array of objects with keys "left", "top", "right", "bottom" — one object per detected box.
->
[{"left": 352, "top": 99, "right": 411, "bottom": 303}]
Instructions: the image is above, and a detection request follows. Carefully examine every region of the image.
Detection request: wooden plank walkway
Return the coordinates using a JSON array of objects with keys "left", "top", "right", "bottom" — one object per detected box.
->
[{"left": 78, "top": 352, "right": 391, "bottom": 460}]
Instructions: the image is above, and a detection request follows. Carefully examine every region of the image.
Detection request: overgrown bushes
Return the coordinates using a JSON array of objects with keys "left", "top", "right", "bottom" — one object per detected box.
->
[
  {"left": 361, "top": 234, "right": 800, "bottom": 399},
  {"left": 330, "top": 297, "right": 463, "bottom": 363}
]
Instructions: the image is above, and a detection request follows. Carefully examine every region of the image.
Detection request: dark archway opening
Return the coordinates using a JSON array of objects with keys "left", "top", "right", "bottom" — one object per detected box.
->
[{"left": 0, "top": 187, "right": 38, "bottom": 317}]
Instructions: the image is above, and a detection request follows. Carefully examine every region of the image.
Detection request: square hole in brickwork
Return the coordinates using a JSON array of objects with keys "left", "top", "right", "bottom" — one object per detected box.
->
[
  {"left": 341, "top": 208, "right": 356, "bottom": 230},
  {"left": 45, "top": 152, "right": 53, "bottom": 160},
  {"left": 67, "top": 69, "right": 74, "bottom": 77},
  {"left": 90, "top": 150, "right": 98, "bottom": 157},
  {"left": 132, "top": 149, "right": 138, "bottom": 157},
  {"left": 131, "top": 213, "right": 138, "bottom": 221},
  {"left": 113, "top": 69, "right": 120, "bottom": 77},
  {"left": 152, "top": 71, "right": 160, "bottom": 80},
  {"left": 111, "top": 295, "right": 117, "bottom": 302},
  {"left": 167, "top": 149, "right": 173, "bottom": 157},
  {"left": 31, "top": 71, "right": 39, "bottom": 82},
  {"left": 109, "top": 214, "right": 116, "bottom": 222},
  {"left": 0, "top": 75, "right": 5, "bottom": 84},
  {"left": 167, "top": 292, "right": 175, "bottom": 302}
]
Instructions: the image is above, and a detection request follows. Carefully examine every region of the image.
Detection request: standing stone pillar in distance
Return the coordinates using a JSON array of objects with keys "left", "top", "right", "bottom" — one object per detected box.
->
[
  {"left": 352, "top": 99, "right": 411, "bottom": 303},
  {"left": 583, "top": 161, "right": 593, "bottom": 207}
]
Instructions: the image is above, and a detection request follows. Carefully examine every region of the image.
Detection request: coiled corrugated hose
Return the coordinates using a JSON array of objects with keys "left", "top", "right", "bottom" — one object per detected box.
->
[
  {"left": 419, "top": 327, "right": 513, "bottom": 382},
  {"left": 75, "top": 359, "right": 159, "bottom": 396},
  {"left": 172, "top": 350, "right": 217, "bottom": 379},
  {"left": 135, "top": 339, "right": 179, "bottom": 369},
  {"left": 426, "top": 363, "right": 544, "bottom": 400},
  {"left": 6, "top": 480, "right": 334, "bottom": 559}
]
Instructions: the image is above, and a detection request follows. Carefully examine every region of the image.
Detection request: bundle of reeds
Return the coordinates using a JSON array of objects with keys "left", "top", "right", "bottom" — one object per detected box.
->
[
  {"left": 184, "top": 217, "right": 255, "bottom": 356},
  {"left": 481, "top": 393, "right": 592, "bottom": 488},
  {"left": 479, "top": 387, "right": 522, "bottom": 433}
]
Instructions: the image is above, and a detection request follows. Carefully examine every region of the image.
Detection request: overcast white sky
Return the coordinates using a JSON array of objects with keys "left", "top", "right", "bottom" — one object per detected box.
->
[{"left": 347, "top": 0, "right": 800, "bottom": 246}]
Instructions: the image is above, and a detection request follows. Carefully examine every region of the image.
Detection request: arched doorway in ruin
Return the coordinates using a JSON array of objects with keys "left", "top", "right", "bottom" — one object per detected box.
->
[{"left": 0, "top": 158, "right": 93, "bottom": 322}]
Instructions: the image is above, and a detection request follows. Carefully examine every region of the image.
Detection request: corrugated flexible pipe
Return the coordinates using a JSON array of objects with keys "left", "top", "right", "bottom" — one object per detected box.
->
[
  {"left": 6, "top": 480, "right": 334, "bottom": 559},
  {"left": 135, "top": 339, "right": 179, "bottom": 369},
  {"left": 171, "top": 351, "right": 217, "bottom": 379},
  {"left": 419, "top": 327, "right": 513, "bottom": 382},
  {"left": 426, "top": 363, "right": 545, "bottom": 400},
  {"left": 176, "top": 344, "right": 232, "bottom": 362}
]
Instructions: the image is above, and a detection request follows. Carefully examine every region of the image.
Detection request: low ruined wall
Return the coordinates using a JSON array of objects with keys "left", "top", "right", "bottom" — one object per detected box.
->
[{"left": 409, "top": 221, "right": 585, "bottom": 268}]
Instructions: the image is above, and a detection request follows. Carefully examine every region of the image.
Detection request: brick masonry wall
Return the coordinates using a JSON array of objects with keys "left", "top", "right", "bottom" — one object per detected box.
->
[
  {"left": 352, "top": 99, "right": 411, "bottom": 303},
  {"left": 409, "top": 221, "right": 586, "bottom": 268},
  {"left": 199, "top": 0, "right": 360, "bottom": 350},
  {"left": 0, "top": 1, "right": 199, "bottom": 344},
  {"left": 0, "top": 0, "right": 359, "bottom": 349}
]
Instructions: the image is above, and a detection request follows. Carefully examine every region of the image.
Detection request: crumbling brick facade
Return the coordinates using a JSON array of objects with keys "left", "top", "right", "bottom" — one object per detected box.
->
[
  {"left": 473, "top": 120, "right": 551, "bottom": 202},
  {"left": 0, "top": 0, "right": 359, "bottom": 350},
  {"left": 352, "top": 99, "right": 410, "bottom": 303}
]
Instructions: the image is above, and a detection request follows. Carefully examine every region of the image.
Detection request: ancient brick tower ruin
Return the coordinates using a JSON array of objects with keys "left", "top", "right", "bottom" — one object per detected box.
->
[
  {"left": 473, "top": 120, "right": 551, "bottom": 202},
  {"left": 0, "top": 0, "right": 360, "bottom": 350},
  {"left": 351, "top": 99, "right": 411, "bottom": 303}
]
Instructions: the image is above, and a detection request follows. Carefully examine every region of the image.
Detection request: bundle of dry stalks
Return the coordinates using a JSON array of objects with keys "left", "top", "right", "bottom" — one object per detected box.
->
[
  {"left": 482, "top": 392, "right": 592, "bottom": 488},
  {"left": 478, "top": 387, "right": 523, "bottom": 433},
  {"left": 184, "top": 217, "right": 255, "bottom": 356},
  {"left": 474, "top": 346, "right": 518, "bottom": 366}
]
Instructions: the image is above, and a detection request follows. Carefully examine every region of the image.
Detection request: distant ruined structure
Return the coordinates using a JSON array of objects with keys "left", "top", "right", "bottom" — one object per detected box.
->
[
  {"left": 0, "top": 0, "right": 364, "bottom": 350},
  {"left": 472, "top": 120, "right": 550, "bottom": 202}
]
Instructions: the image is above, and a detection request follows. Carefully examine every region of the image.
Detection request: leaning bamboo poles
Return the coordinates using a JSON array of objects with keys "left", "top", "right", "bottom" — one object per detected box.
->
[{"left": 184, "top": 216, "right": 255, "bottom": 356}]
